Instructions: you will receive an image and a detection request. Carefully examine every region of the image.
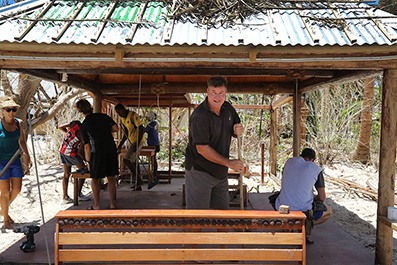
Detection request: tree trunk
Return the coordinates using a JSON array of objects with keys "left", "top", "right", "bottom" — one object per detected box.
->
[{"left": 352, "top": 78, "right": 375, "bottom": 163}]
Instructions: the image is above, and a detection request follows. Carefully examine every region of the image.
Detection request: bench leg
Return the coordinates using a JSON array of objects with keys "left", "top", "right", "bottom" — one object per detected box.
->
[{"left": 73, "top": 178, "right": 79, "bottom": 206}]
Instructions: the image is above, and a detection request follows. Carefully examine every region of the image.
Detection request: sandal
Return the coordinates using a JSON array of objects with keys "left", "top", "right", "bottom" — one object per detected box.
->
[
  {"left": 306, "top": 237, "right": 314, "bottom": 245},
  {"left": 87, "top": 205, "right": 99, "bottom": 210}
]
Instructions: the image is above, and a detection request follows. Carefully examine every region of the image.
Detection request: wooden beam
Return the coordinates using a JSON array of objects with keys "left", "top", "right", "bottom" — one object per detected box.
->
[
  {"left": 58, "top": 68, "right": 335, "bottom": 77},
  {"left": 300, "top": 70, "right": 383, "bottom": 93},
  {"left": 100, "top": 82, "right": 294, "bottom": 95},
  {"left": 375, "top": 69, "right": 397, "bottom": 265},
  {"left": 2, "top": 41, "right": 397, "bottom": 55},
  {"left": 11, "top": 69, "right": 98, "bottom": 94},
  {"left": 271, "top": 94, "right": 293, "bottom": 108},
  {"left": 115, "top": 46, "right": 125, "bottom": 64},
  {"left": 249, "top": 48, "right": 257, "bottom": 63},
  {"left": 125, "top": 2, "right": 148, "bottom": 42}
]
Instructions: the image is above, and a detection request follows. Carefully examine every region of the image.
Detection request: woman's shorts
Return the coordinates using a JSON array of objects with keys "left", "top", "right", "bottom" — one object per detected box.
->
[
  {"left": 60, "top": 152, "right": 84, "bottom": 166},
  {"left": 0, "top": 159, "right": 24, "bottom": 180}
]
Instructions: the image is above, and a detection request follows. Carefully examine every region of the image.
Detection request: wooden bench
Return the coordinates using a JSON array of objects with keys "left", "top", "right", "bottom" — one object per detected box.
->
[
  {"left": 55, "top": 209, "right": 306, "bottom": 265},
  {"left": 70, "top": 173, "right": 90, "bottom": 206}
]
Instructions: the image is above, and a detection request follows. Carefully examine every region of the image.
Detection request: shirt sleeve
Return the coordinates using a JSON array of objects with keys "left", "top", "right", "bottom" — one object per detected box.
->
[
  {"left": 130, "top": 112, "right": 142, "bottom": 128},
  {"left": 314, "top": 171, "right": 325, "bottom": 189},
  {"left": 190, "top": 113, "right": 211, "bottom": 146},
  {"left": 80, "top": 123, "right": 89, "bottom": 145}
]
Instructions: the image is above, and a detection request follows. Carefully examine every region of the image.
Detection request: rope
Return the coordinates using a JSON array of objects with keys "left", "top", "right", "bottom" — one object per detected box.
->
[
  {"left": 28, "top": 109, "right": 51, "bottom": 265},
  {"left": 133, "top": 75, "right": 142, "bottom": 187}
]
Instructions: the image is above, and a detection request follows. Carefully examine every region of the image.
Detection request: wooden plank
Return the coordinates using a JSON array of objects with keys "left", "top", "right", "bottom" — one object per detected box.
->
[
  {"left": 267, "top": 10, "right": 282, "bottom": 44},
  {"left": 52, "top": 2, "right": 85, "bottom": 41},
  {"left": 271, "top": 94, "right": 293, "bottom": 108},
  {"left": 59, "top": 248, "right": 303, "bottom": 262},
  {"left": 125, "top": 2, "right": 147, "bottom": 42},
  {"left": 297, "top": 7, "right": 321, "bottom": 43},
  {"left": 330, "top": 5, "right": 358, "bottom": 43},
  {"left": 200, "top": 24, "right": 208, "bottom": 43},
  {"left": 55, "top": 209, "right": 306, "bottom": 220},
  {"left": 366, "top": 10, "right": 397, "bottom": 42},
  {"left": 378, "top": 215, "right": 397, "bottom": 232},
  {"left": 375, "top": 69, "right": 397, "bottom": 265},
  {"left": 164, "top": 18, "right": 175, "bottom": 42},
  {"left": 91, "top": 2, "right": 118, "bottom": 42},
  {"left": 14, "top": 1, "right": 54, "bottom": 41},
  {"left": 59, "top": 232, "right": 304, "bottom": 245},
  {"left": 300, "top": 70, "right": 383, "bottom": 93}
]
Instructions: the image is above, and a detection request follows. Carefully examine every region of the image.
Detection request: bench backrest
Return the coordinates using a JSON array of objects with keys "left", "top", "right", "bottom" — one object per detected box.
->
[{"left": 55, "top": 209, "right": 306, "bottom": 264}]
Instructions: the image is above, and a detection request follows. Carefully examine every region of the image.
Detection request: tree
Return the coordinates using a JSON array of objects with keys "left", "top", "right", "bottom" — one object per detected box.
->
[
  {"left": 1, "top": 70, "right": 84, "bottom": 169},
  {"left": 378, "top": 0, "right": 397, "bottom": 15},
  {"left": 352, "top": 78, "right": 375, "bottom": 163}
]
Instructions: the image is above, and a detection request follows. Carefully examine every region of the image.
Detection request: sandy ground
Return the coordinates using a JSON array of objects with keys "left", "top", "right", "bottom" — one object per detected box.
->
[{"left": 0, "top": 141, "right": 396, "bottom": 263}]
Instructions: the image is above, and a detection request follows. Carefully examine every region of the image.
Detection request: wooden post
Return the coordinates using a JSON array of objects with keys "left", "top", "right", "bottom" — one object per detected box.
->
[
  {"left": 270, "top": 107, "right": 277, "bottom": 175},
  {"left": 93, "top": 92, "right": 102, "bottom": 113},
  {"left": 293, "top": 82, "right": 301, "bottom": 157},
  {"left": 238, "top": 136, "right": 244, "bottom": 210},
  {"left": 169, "top": 106, "right": 172, "bottom": 175},
  {"left": 375, "top": 69, "right": 397, "bottom": 265},
  {"left": 261, "top": 143, "right": 265, "bottom": 183}
]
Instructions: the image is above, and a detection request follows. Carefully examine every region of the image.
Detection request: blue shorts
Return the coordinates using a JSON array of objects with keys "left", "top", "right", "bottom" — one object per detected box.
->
[
  {"left": 0, "top": 159, "right": 24, "bottom": 180},
  {"left": 313, "top": 211, "right": 324, "bottom": 220}
]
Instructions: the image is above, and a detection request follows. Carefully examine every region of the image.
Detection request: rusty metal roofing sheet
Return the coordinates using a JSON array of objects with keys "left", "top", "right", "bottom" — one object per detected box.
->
[{"left": 0, "top": 0, "right": 396, "bottom": 46}]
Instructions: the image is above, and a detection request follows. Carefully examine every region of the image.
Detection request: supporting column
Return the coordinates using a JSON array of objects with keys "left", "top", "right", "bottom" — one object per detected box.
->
[
  {"left": 375, "top": 69, "right": 397, "bottom": 265},
  {"left": 270, "top": 107, "right": 277, "bottom": 176},
  {"left": 169, "top": 105, "right": 172, "bottom": 175},
  {"left": 92, "top": 92, "right": 102, "bottom": 113},
  {"left": 292, "top": 82, "right": 302, "bottom": 157}
]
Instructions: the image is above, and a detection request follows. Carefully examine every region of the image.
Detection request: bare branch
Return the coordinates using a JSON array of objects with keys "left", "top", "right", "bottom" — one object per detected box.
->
[{"left": 30, "top": 88, "right": 84, "bottom": 129}]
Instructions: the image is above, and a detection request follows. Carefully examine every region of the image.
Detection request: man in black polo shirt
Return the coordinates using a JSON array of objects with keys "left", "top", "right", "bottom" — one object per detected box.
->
[{"left": 185, "top": 76, "right": 244, "bottom": 210}]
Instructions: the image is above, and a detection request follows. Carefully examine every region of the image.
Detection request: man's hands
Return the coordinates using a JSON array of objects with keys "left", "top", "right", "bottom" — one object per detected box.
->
[
  {"left": 234, "top": 123, "right": 244, "bottom": 136},
  {"left": 228, "top": 159, "right": 245, "bottom": 174}
]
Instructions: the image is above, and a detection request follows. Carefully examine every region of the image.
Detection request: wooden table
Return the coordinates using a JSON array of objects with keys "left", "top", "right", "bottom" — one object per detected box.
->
[{"left": 119, "top": 146, "right": 156, "bottom": 183}]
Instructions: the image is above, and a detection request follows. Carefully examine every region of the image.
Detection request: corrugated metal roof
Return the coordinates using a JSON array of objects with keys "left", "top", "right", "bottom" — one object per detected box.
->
[{"left": 0, "top": 0, "right": 396, "bottom": 47}]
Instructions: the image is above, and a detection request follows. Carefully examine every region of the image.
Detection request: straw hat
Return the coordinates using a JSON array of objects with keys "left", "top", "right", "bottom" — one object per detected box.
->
[{"left": 0, "top": 98, "right": 20, "bottom": 109}]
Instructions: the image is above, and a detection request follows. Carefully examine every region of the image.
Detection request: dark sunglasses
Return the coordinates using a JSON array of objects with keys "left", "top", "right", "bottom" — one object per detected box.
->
[{"left": 5, "top": 108, "right": 17, "bottom": 113}]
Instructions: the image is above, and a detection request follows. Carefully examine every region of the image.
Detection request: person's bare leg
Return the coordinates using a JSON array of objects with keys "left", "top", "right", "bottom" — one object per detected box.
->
[
  {"left": 62, "top": 164, "right": 71, "bottom": 199},
  {"left": 107, "top": 176, "right": 117, "bottom": 209},
  {"left": 123, "top": 158, "right": 143, "bottom": 187},
  {"left": 314, "top": 203, "right": 332, "bottom": 225},
  {"left": 9, "top": 177, "right": 22, "bottom": 205},
  {"left": 90, "top": 178, "right": 101, "bottom": 210},
  {"left": 75, "top": 163, "right": 85, "bottom": 195},
  {"left": 0, "top": 179, "right": 12, "bottom": 229}
]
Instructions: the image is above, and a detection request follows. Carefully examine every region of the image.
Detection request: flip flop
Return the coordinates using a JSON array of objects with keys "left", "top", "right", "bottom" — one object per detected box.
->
[
  {"left": 107, "top": 204, "right": 117, "bottom": 209},
  {"left": 87, "top": 205, "right": 96, "bottom": 210},
  {"left": 306, "top": 237, "right": 314, "bottom": 245}
]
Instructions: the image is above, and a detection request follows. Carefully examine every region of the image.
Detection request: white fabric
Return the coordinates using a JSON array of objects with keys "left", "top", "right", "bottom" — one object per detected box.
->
[{"left": 275, "top": 157, "right": 322, "bottom": 211}]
